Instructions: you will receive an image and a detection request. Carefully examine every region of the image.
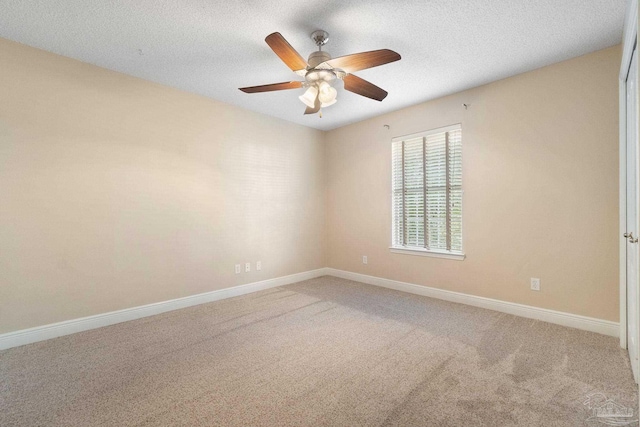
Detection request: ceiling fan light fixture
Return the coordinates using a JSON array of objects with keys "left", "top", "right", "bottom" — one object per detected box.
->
[
  {"left": 305, "top": 68, "right": 336, "bottom": 83},
  {"left": 318, "top": 81, "right": 337, "bottom": 104},
  {"left": 299, "top": 86, "right": 318, "bottom": 108}
]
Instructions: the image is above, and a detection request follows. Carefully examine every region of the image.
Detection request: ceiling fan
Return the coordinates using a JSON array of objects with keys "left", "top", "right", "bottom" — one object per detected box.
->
[{"left": 239, "top": 30, "right": 401, "bottom": 116}]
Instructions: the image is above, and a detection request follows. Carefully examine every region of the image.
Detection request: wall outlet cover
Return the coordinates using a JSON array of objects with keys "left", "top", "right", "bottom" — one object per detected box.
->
[{"left": 531, "top": 278, "right": 541, "bottom": 291}]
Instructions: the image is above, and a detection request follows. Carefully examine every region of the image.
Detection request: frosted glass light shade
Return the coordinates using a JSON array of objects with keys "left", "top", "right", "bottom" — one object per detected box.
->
[
  {"left": 299, "top": 86, "right": 318, "bottom": 108},
  {"left": 318, "top": 81, "right": 337, "bottom": 104}
]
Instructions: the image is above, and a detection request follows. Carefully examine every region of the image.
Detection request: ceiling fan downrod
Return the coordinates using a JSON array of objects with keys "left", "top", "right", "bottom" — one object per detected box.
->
[{"left": 307, "top": 30, "right": 332, "bottom": 69}]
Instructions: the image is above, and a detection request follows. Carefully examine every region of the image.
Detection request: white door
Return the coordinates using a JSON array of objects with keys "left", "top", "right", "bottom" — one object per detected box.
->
[{"left": 626, "top": 46, "right": 639, "bottom": 383}]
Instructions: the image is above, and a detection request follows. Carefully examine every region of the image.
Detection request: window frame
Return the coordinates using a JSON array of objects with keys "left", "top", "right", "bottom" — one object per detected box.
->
[{"left": 389, "top": 124, "right": 465, "bottom": 261}]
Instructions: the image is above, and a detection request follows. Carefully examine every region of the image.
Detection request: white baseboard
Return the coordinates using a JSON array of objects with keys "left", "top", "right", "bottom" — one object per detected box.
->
[
  {"left": 0, "top": 267, "right": 620, "bottom": 351},
  {"left": 0, "top": 269, "right": 327, "bottom": 351},
  {"left": 325, "top": 268, "right": 620, "bottom": 338}
]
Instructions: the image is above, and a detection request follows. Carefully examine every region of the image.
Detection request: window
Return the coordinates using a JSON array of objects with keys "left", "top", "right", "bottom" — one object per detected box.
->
[{"left": 391, "top": 124, "right": 464, "bottom": 260}]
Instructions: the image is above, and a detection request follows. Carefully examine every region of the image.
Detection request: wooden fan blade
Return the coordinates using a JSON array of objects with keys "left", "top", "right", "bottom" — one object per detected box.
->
[
  {"left": 304, "top": 93, "right": 321, "bottom": 115},
  {"left": 343, "top": 74, "right": 388, "bottom": 101},
  {"left": 265, "top": 32, "right": 309, "bottom": 72},
  {"left": 239, "top": 81, "right": 303, "bottom": 93},
  {"left": 321, "top": 49, "right": 400, "bottom": 73}
]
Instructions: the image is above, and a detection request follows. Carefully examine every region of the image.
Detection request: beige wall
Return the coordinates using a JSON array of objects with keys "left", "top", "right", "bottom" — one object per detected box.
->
[
  {"left": 0, "top": 38, "right": 326, "bottom": 334},
  {"left": 325, "top": 45, "right": 621, "bottom": 321},
  {"left": 0, "top": 38, "right": 622, "bottom": 334}
]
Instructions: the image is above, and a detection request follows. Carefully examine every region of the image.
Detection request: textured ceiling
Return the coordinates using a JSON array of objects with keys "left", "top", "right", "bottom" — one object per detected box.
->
[{"left": 0, "top": 0, "right": 626, "bottom": 131}]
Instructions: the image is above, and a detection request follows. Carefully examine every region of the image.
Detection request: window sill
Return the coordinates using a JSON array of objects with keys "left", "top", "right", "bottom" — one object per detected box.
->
[{"left": 389, "top": 247, "right": 466, "bottom": 261}]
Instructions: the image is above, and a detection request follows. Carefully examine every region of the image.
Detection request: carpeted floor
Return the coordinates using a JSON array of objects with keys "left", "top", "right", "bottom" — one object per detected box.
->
[{"left": 1, "top": 276, "right": 637, "bottom": 426}]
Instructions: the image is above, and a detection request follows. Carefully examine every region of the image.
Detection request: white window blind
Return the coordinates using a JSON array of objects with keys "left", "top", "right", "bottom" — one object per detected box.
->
[{"left": 392, "top": 125, "right": 462, "bottom": 254}]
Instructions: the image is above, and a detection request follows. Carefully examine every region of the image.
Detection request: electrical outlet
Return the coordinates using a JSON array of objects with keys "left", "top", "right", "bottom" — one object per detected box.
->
[
  {"left": 235, "top": 264, "right": 241, "bottom": 274},
  {"left": 245, "top": 262, "right": 251, "bottom": 273},
  {"left": 256, "top": 261, "right": 261, "bottom": 271},
  {"left": 362, "top": 255, "right": 368, "bottom": 264},
  {"left": 530, "top": 278, "right": 540, "bottom": 291}
]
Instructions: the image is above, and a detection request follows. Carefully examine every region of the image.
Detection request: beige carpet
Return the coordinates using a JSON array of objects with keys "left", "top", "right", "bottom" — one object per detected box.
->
[{"left": 1, "top": 276, "right": 637, "bottom": 426}]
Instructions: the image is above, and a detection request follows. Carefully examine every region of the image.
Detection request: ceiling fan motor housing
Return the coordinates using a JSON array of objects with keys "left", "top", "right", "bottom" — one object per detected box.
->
[
  {"left": 307, "top": 50, "right": 331, "bottom": 68},
  {"left": 305, "top": 50, "right": 337, "bottom": 83}
]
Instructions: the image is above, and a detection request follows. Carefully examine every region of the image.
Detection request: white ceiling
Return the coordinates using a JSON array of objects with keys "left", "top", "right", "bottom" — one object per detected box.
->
[{"left": 0, "top": 0, "right": 626, "bottom": 131}]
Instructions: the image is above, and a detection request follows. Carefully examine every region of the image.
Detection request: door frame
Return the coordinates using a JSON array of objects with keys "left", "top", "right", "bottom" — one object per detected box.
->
[{"left": 620, "top": 0, "right": 638, "bottom": 350}]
